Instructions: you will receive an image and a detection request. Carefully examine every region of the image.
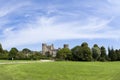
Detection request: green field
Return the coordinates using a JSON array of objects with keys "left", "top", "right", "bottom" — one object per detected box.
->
[{"left": 0, "top": 61, "right": 120, "bottom": 80}]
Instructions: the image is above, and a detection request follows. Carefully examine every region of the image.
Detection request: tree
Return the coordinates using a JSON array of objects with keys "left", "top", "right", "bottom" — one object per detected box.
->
[
  {"left": 30, "top": 52, "right": 42, "bottom": 60},
  {"left": 0, "top": 43, "right": 3, "bottom": 53},
  {"left": 81, "top": 45, "right": 92, "bottom": 61},
  {"left": 0, "top": 43, "right": 3, "bottom": 59},
  {"left": 56, "top": 48, "right": 72, "bottom": 60},
  {"left": 2, "top": 50, "right": 9, "bottom": 59},
  {"left": 15, "top": 51, "right": 26, "bottom": 60},
  {"left": 92, "top": 44, "right": 101, "bottom": 61},
  {"left": 0, "top": 44, "right": 8, "bottom": 59},
  {"left": 108, "top": 47, "right": 112, "bottom": 60},
  {"left": 71, "top": 46, "right": 83, "bottom": 61},
  {"left": 108, "top": 47, "right": 117, "bottom": 61},
  {"left": 22, "top": 48, "right": 31, "bottom": 53},
  {"left": 115, "top": 49, "right": 120, "bottom": 61},
  {"left": 8, "top": 47, "right": 18, "bottom": 60},
  {"left": 81, "top": 42, "right": 88, "bottom": 47},
  {"left": 99, "top": 46, "right": 107, "bottom": 61},
  {"left": 21, "top": 48, "right": 32, "bottom": 59},
  {"left": 72, "top": 42, "right": 92, "bottom": 61}
]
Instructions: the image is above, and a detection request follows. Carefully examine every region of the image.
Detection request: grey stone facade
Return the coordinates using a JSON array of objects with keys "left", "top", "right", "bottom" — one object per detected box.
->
[{"left": 42, "top": 43, "right": 69, "bottom": 57}]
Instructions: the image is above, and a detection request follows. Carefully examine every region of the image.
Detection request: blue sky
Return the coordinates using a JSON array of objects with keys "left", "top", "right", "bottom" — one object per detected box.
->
[{"left": 0, "top": 0, "right": 120, "bottom": 51}]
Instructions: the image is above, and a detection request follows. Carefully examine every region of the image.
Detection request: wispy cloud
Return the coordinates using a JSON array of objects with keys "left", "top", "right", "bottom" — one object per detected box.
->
[
  {"left": 0, "top": 1, "right": 30, "bottom": 17},
  {"left": 0, "top": 0, "right": 120, "bottom": 49},
  {"left": 1, "top": 16, "right": 119, "bottom": 48}
]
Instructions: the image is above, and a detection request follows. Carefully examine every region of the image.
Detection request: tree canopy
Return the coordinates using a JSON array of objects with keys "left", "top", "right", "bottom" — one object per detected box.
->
[{"left": 0, "top": 42, "right": 119, "bottom": 61}]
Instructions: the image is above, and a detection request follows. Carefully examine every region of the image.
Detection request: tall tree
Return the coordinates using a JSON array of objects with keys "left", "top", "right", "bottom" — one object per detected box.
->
[
  {"left": 99, "top": 46, "right": 107, "bottom": 61},
  {"left": 108, "top": 47, "right": 112, "bottom": 60},
  {"left": 115, "top": 49, "right": 120, "bottom": 61},
  {"left": 81, "top": 42, "right": 92, "bottom": 61},
  {"left": 108, "top": 47, "right": 117, "bottom": 61},
  {"left": 0, "top": 43, "right": 8, "bottom": 59},
  {"left": 92, "top": 44, "right": 101, "bottom": 61},
  {"left": 0, "top": 43, "right": 3, "bottom": 53}
]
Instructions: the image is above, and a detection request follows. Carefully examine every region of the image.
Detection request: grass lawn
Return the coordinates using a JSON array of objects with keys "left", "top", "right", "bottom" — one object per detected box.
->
[{"left": 0, "top": 61, "right": 120, "bottom": 80}]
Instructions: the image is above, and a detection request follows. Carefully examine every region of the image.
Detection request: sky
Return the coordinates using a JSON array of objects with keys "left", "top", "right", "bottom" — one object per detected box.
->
[{"left": 0, "top": 0, "right": 120, "bottom": 51}]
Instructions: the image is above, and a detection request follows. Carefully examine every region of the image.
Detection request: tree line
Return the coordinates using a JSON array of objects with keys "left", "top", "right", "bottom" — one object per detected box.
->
[
  {"left": 0, "top": 42, "right": 120, "bottom": 61},
  {"left": 57, "top": 42, "right": 120, "bottom": 61},
  {"left": 0, "top": 44, "right": 43, "bottom": 60}
]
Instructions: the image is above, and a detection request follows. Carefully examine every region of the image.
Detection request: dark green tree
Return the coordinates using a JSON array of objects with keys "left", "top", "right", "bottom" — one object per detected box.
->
[
  {"left": 0, "top": 43, "right": 3, "bottom": 59},
  {"left": 115, "top": 49, "right": 120, "bottom": 61},
  {"left": 0, "top": 44, "right": 8, "bottom": 59},
  {"left": 72, "top": 42, "right": 92, "bottom": 61},
  {"left": 108, "top": 47, "right": 117, "bottom": 61},
  {"left": 22, "top": 48, "right": 31, "bottom": 53},
  {"left": 8, "top": 47, "right": 18, "bottom": 60},
  {"left": 81, "top": 44, "right": 92, "bottom": 61},
  {"left": 71, "top": 46, "right": 83, "bottom": 61},
  {"left": 81, "top": 42, "right": 88, "bottom": 47},
  {"left": 99, "top": 46, "right": 107, "bottom": 61},
  {"left": 0, "top": 43, "right": 3, "bottom": 53},
  {"left": 108, "top": 47, "right": 112, "bottom": 60},
  {"left": 2, "top": 50, "right": 9, "bottom": 59}
]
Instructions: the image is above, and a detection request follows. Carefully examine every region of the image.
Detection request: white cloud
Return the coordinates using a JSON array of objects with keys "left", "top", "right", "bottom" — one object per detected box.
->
[
  {"left": 0, "top": 0, "right": 120, "bottom": 49},
  {"left": 1, "top": 16, "right": 120, "bottom": 49},
  {"left": 0, "top": 1, "right": 30, "bottom": 17},
  {"left": 101, "top": 0, "right": 120, "bottom": 16},
  {"left": 107, "top": 0, "right": 120, "bottom": 5}
]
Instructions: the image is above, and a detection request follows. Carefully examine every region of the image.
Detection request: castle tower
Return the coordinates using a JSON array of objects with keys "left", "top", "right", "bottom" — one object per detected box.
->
[
  {"left": 42, "top": 43, "right": 47, "bottom": 55},
  {"left": 51, "top": 44, "right": 54, "bottom": 50},
  {"left": 64, "top": 44, "right": 69, "bottom": 48}
]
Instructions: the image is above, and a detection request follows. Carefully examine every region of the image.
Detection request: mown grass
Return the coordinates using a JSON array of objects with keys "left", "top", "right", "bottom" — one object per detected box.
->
[
  {"left": 0, "top": 60, "right": 33, "bottom": 63},
  {"left": 0, "top": 61, "right": 120, "bottom": 80}
]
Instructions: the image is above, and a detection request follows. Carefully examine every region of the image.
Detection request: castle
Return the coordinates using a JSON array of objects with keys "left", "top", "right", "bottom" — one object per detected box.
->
[{"left": 42, "top": 43, "right": 69, "bottom": 57}]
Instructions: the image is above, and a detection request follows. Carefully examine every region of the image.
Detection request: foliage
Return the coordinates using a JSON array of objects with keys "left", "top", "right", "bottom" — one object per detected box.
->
[
  {"left": 99, "top": 46, "right": 107, "bottom": 61},
  {"left": 81, "top": 45, "right": 92, "bottom": 61},
  {"left": 8, "top": 47, "right": 18, "bottom": 60},
  {"left": 30, "top": 52, "right": 42, "bottom": 60},
  {"left": 71, "top": 46, "right": 83, "bottom": 61},
  {"left": 92, "top": 44, "right": 101, "bottom": 61},
  {"left": 0, "top": 43, "right": 3, "bottom": 53},
  {"left": 108, "top": 47, "right": 117, "bottom": 61},
  {"left": 0, "top": 44, "right": 9, "bottom": 59},
  {"left": 0, "top": 42, "right": 120, "bottom": 61},
  {"left": 72, "top": 42, "right": 92, "bottom": 61},
  {"left": 81, "top": 42, "right": 88, "bottom": 47},
  {"left": 56, "top": 48, "right": 72, "bottom": 60},
  {"left": 22, "top": 48, "right": 31, "bottom": 53},
  {"left": 115, "top": 49, "right": 120, "bottom": 60}
]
